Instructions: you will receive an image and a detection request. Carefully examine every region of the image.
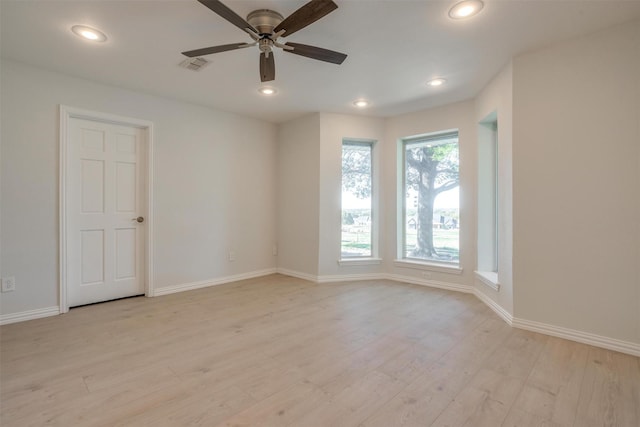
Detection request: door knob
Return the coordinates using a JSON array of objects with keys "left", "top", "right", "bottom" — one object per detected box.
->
[{"left": 132, "top": 216, "right": 144, "bottom": 223}]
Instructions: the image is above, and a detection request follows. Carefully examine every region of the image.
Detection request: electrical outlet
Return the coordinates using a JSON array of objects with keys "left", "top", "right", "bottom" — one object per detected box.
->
[
  {"left": 1, "top": 276, "right": 16, "bottom": 292},
  {"left": 421, "top": 271, "right": 432, "bottom": 280},
  {"left": 228, "top": 251, "right": 236, "bottom": 262},
  {"left": 272, "top": 245, "right": 278, "bottom": 256}
]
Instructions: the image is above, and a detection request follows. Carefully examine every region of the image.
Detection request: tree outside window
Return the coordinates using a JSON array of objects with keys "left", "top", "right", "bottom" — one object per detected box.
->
[{"left": 403, "top": 132, "right": 459, "bottom": 263}]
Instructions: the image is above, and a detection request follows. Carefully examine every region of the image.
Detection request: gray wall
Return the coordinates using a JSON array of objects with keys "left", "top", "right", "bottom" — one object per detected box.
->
[
  {"left": 1, "top": 60, "right": 277, "bottom": 314},
  {"left": 2, "top": 18, "right": 638, "bottom": 349},
  {"left": 512, "top": 20, "right": 640, "bottom": 343}
]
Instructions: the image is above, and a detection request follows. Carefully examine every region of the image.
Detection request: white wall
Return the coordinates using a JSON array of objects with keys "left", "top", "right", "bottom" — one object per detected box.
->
[
  {"left": 317, "top": 113, "right": 385, "bottom": 278},
  {"left": 474, "top": 62, "right": 514, "bottom": 314},
  {"left": 512, "top": 20, "right": 640, "bottom": 344},
  {"left": 384, "top": 101, "right": 476, "bottom": 287},
  {"left": 276, "top": 113, "right": 321, "bottom": 278},
  {"left": 0, "top": 60, "right": 277, "bottom": 315}
]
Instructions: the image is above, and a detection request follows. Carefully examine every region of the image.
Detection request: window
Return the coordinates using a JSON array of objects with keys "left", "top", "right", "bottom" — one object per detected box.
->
[
  {"left": 401, "top": 131, "right": 460, "bottom": 264},
  {"left": 341, "top": 140, "right": 373, "bottom": 258},
  {"left": 477, "top": 114, "right": 498, "bottom": 273}
]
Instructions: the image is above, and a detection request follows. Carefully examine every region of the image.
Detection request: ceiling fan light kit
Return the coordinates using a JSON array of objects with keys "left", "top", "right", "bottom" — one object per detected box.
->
[{"left": 182, "top": 0, "right": 348, "bottom": 83}]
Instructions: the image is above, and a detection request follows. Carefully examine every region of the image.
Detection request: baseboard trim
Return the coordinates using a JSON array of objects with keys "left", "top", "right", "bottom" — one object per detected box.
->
[
  {"left": 275, "top": 270, "right": 473, "bottom": 291},
  {"left": 474, "top": 271, "right": 501, "bottom": 292},
  {"left": 512, "top": 317, "right": 640, "bottom": 357},
  {"left": 473, "top": 288, "right": 513, "bottom": 324},
  {"left": 386, "top": 273, "right": 473, "bottom": 294},
  {"left": 2, "top": 273, "right": 637, "bottom": 356},
  {"left": 154, "top": 268, "right": 277, "bottom": 296},
  {"left": 275, "top": 268, "right": 319, "bottom": 283},
  {"left": 0, "top": 306, "right": 61, "bottom": 325},
  {"left": 470, "top": 288, "right": 640, "bottom": 357},
  {"left": 277, "top": 269, "right": 386, "bottom": 284},
  {"left": 317, "top": 273, "right": 386, "bottom": 283}
]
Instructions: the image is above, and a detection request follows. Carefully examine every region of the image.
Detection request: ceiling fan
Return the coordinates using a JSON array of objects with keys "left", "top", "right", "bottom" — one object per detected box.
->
[{"left": 182, "top": 0, "right": 348, "bottom": 82}]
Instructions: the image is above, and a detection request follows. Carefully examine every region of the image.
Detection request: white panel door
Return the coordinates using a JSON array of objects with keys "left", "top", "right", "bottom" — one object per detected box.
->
[{"left": 67, "top": 118, "right": 146, "bottom": 307}]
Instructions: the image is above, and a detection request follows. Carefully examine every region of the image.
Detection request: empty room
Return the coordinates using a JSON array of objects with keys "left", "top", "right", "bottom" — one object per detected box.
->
[{"left": 1, "top": 0, "right": 639, "bottom": 426}]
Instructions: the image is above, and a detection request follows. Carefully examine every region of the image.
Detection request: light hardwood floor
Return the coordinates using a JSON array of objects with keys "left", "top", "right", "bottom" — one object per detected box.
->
[{"left": 1, "top": 274, "right": 639, "bottom": 426}]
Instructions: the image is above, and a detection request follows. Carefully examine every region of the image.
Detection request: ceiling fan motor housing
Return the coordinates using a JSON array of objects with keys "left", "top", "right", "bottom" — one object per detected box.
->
[{"left": 247, "top": 9, "right": 284, "bottom": 35}]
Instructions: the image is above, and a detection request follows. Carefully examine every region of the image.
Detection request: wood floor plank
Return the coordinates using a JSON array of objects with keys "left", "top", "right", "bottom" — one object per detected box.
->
[
  {"left": 486, "top": 328, "right": 548, "bottom": 380},
  {"left": 501, "top": 336, "right": 589, "bottom": 426},
  {"left": 360, "top": 316, "right": 513, "bottom": 427},
  {"left": 289, "top": 370, "right": 407, "bottom": 427},
  {"left": 358, "top": 376, "right": 454, "bottom": 427},
  {"left": 501, "top": 407, "right": 564, "bottom": 427},
  {"left": 214, "top": 380, "right": 332, "bottom": 427},
  {"left": 308, "top": 334, "right": 414, "bottom": 395},
  {"left": 108, "top": 383, "right": 256, "bottom": 427},
  {"left": 1, "top": 274, "right": 638, "bottom": 427},
  {"left": 0, "top": 374, "right": 89, "bottom": 424},
  {"left": 431, "top": 367, "right": 524, "bottom": 427},
  {"left": 573, "top": 347, "right": 640, "bottom": 427}
]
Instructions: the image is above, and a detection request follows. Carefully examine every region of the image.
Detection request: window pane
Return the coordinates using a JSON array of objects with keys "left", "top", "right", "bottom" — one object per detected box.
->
[
  {"left": 403, "top": 134, "right": 459, "bottom": 263},
  {"left": 477, "top": 118, "right": 497, "bottom": 272},
  {"left": 342, "top": 142, "right": 372, "bottom": 257}
]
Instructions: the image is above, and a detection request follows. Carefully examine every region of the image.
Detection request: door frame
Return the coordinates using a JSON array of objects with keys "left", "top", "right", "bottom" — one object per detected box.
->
[{"left": 59, "top": 105, "right": 155, "bottom": 313}]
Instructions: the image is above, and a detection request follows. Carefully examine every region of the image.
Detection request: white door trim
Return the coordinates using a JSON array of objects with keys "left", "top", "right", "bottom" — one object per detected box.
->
[{"left": 59, "top": 105, "right": 154, "bottom": 313}]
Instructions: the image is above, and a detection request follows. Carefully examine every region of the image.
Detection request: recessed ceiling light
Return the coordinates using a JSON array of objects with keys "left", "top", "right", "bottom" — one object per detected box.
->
[
  {"left": 427, "top": 78, "right": 447, "bottom": 87},
  {"left": 71, "top": 25, "right": 107, "bottom": 42},
  {"left": 258, "top": 86, "right": 277, "bottom": 95},
  {"left": 353, "top": 99, "right": 369, "bottom": 108},
  {"left": 448, "top": 0, "right": 484, "bottom": 19}
]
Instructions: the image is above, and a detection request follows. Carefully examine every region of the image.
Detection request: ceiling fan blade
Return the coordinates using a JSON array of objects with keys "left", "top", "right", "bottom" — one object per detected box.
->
[
  {"left": 197, "top": 0, "right": 257, "bottom": 34},
  {"left": 260, "top": 52, "right": 275, "bottom": 82},
  {"left": 182, "top": 42, "right": 252, "bottom": 57},
  {"left": 274, "top": 0, "right": 338, "bottom": 37},
  {"left": 284, "top": 42, "right": 347, "bottom": 65}
]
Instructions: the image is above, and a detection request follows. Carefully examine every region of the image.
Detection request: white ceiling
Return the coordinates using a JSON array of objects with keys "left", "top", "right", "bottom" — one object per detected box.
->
[{"left": 2, "top": 0, "right": 640, "bottom": 123}]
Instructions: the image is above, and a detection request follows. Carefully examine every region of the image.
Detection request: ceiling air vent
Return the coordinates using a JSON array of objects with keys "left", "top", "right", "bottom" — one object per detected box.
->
[{"left": 179, "top": 57, "right": 209, "bottom": 71}]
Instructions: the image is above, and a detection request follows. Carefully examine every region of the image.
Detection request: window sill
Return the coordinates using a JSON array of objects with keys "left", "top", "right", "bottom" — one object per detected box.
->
[
  {"left": 338, "top": 258, "right": 382, "bottom": 266},
  {"left": 393, "top": 259, "right": 463, "bottom": 275},
  {"left": 475, "top": 271, "right": 500, "bottom": 291}
]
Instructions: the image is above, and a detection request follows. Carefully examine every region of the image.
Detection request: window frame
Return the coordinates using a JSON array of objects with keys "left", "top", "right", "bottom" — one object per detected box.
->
[
  {"left": 340, "top": 139, "right": 378, "bottom": 262},
  {"left": 397, "top": 130, "right": 461, "bottom": 270},
  {"left": 476, "top": 113, "right": 500, "bottom": 290}
]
